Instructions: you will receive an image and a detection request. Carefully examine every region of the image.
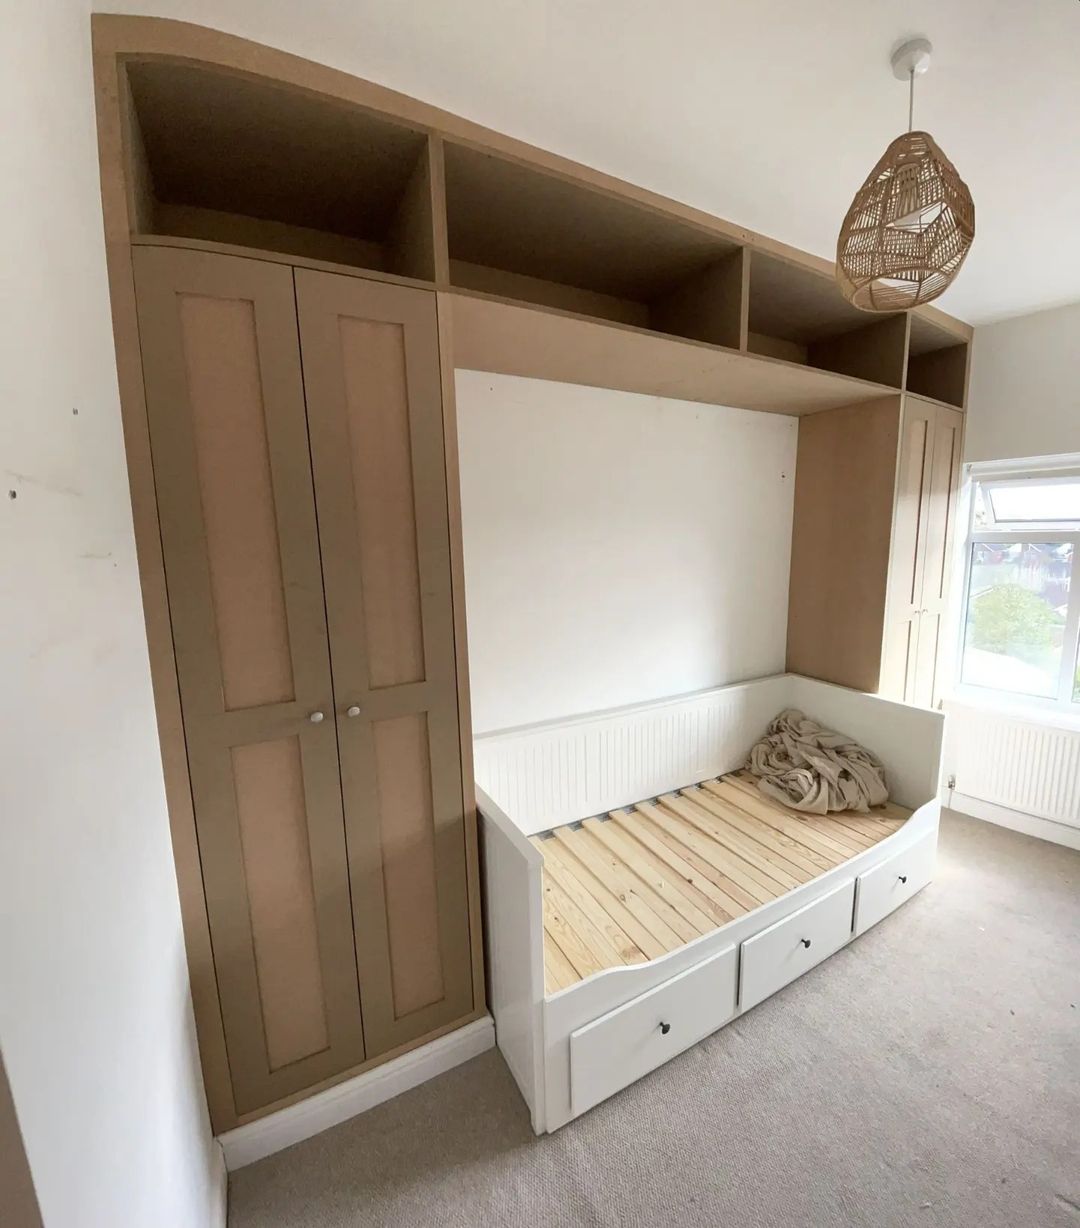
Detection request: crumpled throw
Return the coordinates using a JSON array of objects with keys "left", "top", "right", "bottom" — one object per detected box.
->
[{"left": 746, "top": 708, "right": 888, "bottom": 815}]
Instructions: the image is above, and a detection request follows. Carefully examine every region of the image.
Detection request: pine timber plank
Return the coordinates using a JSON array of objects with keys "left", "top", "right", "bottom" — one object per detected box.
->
[
  {"left": 541, "top": 849, "right": 647, "bottom": 965},
  {"left": 607, "top": 809, "right": 742, "bottom": 925},
  {"left": 594, "top": 813, "right": 732, "bottom": 931},
  {"left": 634, "top": 801, "right": 764, "bottom": 913},
  {"left": 532, "top": 773, "right": 912, "bottom": 990}
]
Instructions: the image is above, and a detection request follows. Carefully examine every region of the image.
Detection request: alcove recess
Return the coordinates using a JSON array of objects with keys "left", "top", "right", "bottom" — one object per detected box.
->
[
  {"left": 443, "top": 141, "right": 747, "bottom": 350},
  {"left": 907, "top": 314, "right": 969, "bottom": 408},
  {"left": 746, "top": 251, "right": 908, "bottom": 389},
  {"left": 124, "top": 60, "right": 439, "bottom": 280}
]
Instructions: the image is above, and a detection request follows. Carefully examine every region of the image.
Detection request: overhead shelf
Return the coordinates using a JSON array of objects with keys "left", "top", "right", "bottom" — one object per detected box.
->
[
  {"left": 907, "top": 314, "right": 969, "bottom": 408},
  {"left": 443, "top": 141, "right": 746, "bottom": 350},
  {"left": 118, "top": 57, "right": 971, "bottom": 418},
  {"left": 449, "top": 291, "right": 902, "bottom": 417},
  {"left": 747, "top": 252, "right": 907, "bottom": 389},
  {"left": 125, "top": 61, "right": 438, "bottom": 279}
]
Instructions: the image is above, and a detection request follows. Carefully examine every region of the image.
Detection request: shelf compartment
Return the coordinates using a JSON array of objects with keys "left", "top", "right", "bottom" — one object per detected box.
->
[
  {"left": 906, "top": 315, "right": 968, "bottom": 408},
  {"left": 443, "top": 141, "right": 745, "bottom": 349},
  {"left": 449, "top": 291, "right": 901, "bottom": 417},
  {"left": 124, "top": 61, "right": 438, "bottom": 279},
  {"left": 747, "top": 252, "right": 907, "bottom": 389}
]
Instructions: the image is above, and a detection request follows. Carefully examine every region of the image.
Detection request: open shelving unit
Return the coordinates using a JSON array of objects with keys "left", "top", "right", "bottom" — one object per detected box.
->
[
  {"left": 120, "top": 54, "right": 971, "bottom": 419},
  {"left": 125, "top": 61, "right": 439, "bottom": 280},
  {"left": 746, "top": 251, "right": 908, "bottom": 389},
  {"left": 443, "top": 141, "right": 747, "bottom": 349},
  {"left": 907, "top": 313, "right": 969, "bottom": 408}
]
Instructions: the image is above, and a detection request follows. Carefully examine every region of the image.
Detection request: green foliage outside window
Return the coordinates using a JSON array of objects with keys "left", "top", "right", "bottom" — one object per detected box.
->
[{"left": 968, "top": 583, "right": 1058, "bottom": 656}]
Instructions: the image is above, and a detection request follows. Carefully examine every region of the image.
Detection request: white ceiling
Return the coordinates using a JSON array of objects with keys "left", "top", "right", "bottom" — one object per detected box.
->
[{"left": 108, "top": 0, "right": 1080, "bottom": 324}]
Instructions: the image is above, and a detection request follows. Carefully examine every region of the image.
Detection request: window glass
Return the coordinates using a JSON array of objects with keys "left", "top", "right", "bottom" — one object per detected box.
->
[
  {"left": 985, "top": 480, "right": 1080, "bottom": 526},
  {"left": 960, "top": 541, "right": 1073, "bottom": 699}
]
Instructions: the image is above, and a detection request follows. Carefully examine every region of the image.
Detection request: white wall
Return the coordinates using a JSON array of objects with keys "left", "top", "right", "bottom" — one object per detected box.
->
[
  {"left": 0, "top": 4, "right": 223, "bottom": 1225},
  {"left": 965, "top": 302, "right": 1080, "bottom": 463},
  {"left": 456, "top": 372, "right": 797, "bottom": 732}
]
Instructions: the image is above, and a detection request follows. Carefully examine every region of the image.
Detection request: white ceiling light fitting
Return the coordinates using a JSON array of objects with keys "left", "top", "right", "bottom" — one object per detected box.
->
[{"left": 836, "top": 37, "right": 975, "bottom": 312}]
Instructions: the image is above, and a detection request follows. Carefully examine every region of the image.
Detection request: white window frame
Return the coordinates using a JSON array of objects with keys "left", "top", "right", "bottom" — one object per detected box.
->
[{"left": 954, "top": 457, "right": 1080, "bottom": 716}]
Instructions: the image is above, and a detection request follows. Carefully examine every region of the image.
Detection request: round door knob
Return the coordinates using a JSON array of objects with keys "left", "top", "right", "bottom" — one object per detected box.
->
[
  {"left": 346, "top": 705, "right": 361, "bottom": 718},
  {"left": 898, "top": 874, "right": 908, "bottom": 884},
  {"left": 659, "top": 1021, "right": 671, "bottom": 1035},
  {"left": 800, "top": 938, "right": 812, "bottom": 949},
  {"left": 308, "top": 711, "right": 325, "bottom": 724}
]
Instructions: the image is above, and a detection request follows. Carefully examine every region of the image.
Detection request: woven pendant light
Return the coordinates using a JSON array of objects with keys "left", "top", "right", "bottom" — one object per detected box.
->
[{"left": 837, "top": 38, "right": 975, "bottom": 312}]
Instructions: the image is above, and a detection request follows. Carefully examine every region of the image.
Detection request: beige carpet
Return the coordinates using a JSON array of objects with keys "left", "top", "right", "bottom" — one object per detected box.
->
[{"left": 229, "top": 812, "right": 1080, "bottom": 1228}]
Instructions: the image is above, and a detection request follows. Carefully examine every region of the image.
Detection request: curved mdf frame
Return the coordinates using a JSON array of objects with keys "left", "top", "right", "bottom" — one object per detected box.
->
[{"left": 91, "top": 14, "right": 971, "bottom": 1132}]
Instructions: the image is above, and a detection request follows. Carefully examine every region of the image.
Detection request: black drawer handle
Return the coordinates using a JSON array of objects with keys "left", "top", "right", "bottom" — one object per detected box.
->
[
  {"left": 659, "top": 1021, "right": 671, "bottom": 1035},
  {"left": 898, "top": 874, "right": 908, "bottom": 884},
  {"left": 800, "top": 938, "right": 812, "bottom": 949}
]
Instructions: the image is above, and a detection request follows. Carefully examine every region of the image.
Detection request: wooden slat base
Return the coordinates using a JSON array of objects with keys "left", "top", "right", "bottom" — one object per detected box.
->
[{"left": 530, "top": 770, "right": 910, "bottom": 993}]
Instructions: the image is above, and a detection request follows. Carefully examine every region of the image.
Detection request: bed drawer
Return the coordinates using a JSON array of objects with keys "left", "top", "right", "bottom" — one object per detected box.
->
[
  {"left": 739, "top": 878, "right": 855, "bottom": 1011},
  {"left": 569, "top": 945, "right": 737, "bottom": 1117},
  {"left": 854, "top": 829, "right": 937, "bottom": 936}
]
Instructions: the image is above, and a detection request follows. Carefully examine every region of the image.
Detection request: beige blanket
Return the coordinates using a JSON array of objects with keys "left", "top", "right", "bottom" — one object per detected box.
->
[{"left": 747, "top": 708, "right": 888, "bottom": 814}]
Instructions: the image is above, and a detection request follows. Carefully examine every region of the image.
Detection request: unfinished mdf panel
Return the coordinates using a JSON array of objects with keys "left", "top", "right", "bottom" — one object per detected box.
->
[
  {"left": 125, "top": 61, "right": 438, "bottom": 278},
  {"left": 786, "top": 397, "right": 901, "bottom": 692},
  {"left": 1, "top": 1049, "right": 42, "bottom": 1228},
  {"left": 295, "top": 270, "right": 474, "bottom": 1057},
  {"left": 132, "top": 247, "right": 365, "bottom": 1113},
  {"left": 747, "top": 251, "right": 907, "bottom": 388},
  {"left": 907, "top": 315, "right": 969, "bottom": 409},
  {"left": 442, "top": 140, "right": 745, "bottom": 346}
]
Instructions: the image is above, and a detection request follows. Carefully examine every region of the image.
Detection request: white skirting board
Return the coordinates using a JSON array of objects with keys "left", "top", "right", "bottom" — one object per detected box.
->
[
  {"left": 949, "top": 791, "right": 1080, "bottom": 852},
  {"left": 209, "top": 1146, "right": 229, "bottom": 1227},
  {"left": 217, "top": 1017, "right": 495, "bottom": 1170}
]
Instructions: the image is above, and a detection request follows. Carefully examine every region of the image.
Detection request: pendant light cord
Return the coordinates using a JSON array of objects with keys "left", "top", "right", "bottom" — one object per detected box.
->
[{"left": 908, "top": 68, "right": 915, "bottom": 132}]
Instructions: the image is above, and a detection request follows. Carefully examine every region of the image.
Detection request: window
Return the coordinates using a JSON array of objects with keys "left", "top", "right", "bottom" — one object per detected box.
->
[{"left": 958, "top": 467, "right": 1080, "bottom": 712}]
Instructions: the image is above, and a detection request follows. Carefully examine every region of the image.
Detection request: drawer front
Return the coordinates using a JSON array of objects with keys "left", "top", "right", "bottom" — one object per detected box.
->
[
  {"left": 739, "top": 878, "right": 855, "bottom": 1012},
  {"left": 569, "top": 945, "right": 737, "bottom": 1117},
  {"left": 854, "top": 828, "right": 937, "bottom": 936}
]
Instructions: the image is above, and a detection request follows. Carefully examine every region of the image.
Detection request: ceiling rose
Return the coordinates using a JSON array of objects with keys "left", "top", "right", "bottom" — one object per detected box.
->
[{"left": 836, "top": 38, "right": 975, "bottom": 312}]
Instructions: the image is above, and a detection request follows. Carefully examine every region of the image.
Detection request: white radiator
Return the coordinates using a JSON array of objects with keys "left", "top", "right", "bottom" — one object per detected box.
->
[{"left": 943, "top": 699, "right": 1080, "bottom": 845}]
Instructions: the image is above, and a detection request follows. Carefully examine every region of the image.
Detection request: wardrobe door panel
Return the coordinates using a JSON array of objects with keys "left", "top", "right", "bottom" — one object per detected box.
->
[
  {"left": 133, "top": 247, "right": 366, "bottom": 1112},
  {"left": 911, "top": 405, "right": 964, "bottom": 706},
  {"left": 181, "top": 293, "right": 295, "bottom": 710},
  {"left": 337, "top": 315, "right": 427, "bottom": 688},
  {"left": 296, "top": 270, "right": 474, "bottom": 1056},
  {"left": 231, "top": 737, "right": 331, "bottom": 1069},
  {"left": 371, "top": 714, "right": 445, "bottom": 1017},
  {"left": 880, "top": 400, "right": 934, "bottom": 703}
]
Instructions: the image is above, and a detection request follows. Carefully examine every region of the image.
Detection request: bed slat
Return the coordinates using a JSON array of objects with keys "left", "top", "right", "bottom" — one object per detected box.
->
[{"left": 533, "top": 772, "right": 912, "bottom": 991}]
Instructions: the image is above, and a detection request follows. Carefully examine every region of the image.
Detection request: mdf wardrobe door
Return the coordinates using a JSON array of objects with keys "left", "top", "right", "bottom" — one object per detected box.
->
[
  {"left": 133, "top": 247, "right": 365, "bottom": 1113},
  {"left": 295, "top": 270, "right": 474, "bottom": 1057},
  {"left": 880, "top": 398, "right": 935, "bottom": 704},
  {"left": 910, "top": 405, "right": 964, "bottom": 706}
]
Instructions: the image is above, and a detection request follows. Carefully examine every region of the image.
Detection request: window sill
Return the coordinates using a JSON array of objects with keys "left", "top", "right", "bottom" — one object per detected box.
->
[{"left": 944, "top": 690, "right": 1080, "bottom": 734}]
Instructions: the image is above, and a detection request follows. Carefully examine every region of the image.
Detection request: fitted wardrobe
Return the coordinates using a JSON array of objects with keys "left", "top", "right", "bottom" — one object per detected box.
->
[
  {"left": 93, "top": 15, "right": 970, "bottom": 1133},
  {"left": 133, "top": 247, "right": 477, "bottom": 1115},
  {"left": 787, "top": 391, "right": 964, "bottom": 708}
]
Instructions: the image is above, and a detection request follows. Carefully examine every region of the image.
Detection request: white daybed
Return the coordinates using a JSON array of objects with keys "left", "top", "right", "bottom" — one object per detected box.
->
[{"left": 476, "top": 672, "right": 944, "bottom": 1133}]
